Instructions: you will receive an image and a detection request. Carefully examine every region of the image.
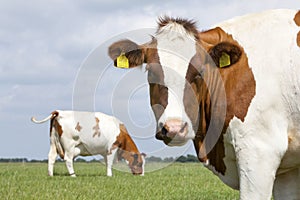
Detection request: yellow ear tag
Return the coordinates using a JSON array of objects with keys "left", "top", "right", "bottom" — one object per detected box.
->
[
  {"left": 117, "top": 53, "right": 129, "bottom": 68},
  {"left": 219, "top": 52, "right": 231, "bottom": 68}
]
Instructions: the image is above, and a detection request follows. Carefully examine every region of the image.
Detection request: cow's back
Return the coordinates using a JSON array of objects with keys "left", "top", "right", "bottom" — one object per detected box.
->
[{"left": 55, "top": 110, "right": 122, "bottom": 156}]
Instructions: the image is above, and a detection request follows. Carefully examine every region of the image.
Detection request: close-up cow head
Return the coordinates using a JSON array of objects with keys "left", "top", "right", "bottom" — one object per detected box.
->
[
  {"left": 116, "top": 148, "right": 146, "bottom": 175},
  {"left": 108, "top": 17, "right": 248, "bottom": 148},
  {"left": 110, "top": 124, "right": 146, "bottom": 175}
]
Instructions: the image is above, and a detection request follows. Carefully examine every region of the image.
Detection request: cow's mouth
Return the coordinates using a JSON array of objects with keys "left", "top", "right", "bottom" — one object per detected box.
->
[
  {"left": 130, "top": 165, "right": 142, "bottom": 175},
  {"left": 155, "top": 122, "right": 188, "bottom": 145}
]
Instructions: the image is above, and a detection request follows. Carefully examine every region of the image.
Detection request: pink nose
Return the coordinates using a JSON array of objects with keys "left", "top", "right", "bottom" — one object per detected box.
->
[{"left": 161, "top": 119, "right": 188, "bottom": 138}]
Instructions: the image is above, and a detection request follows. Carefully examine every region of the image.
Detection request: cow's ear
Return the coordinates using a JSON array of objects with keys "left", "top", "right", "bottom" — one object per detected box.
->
[
  {"left": 141, "top": 153, "right": 147, "bottom": 158},
  {"left": 208, "top": 42, "right": 242, "bottom": 68},
  {"left": 108, "top": 39, "right": 145, "bottom": 68}
]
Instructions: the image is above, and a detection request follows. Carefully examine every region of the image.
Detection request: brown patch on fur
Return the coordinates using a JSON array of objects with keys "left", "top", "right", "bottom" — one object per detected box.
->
[
  {"left": 150, "top": 84, "right": 168, "bottom": 121},
  {"left": 145, "top": 40, "right": 168, "bottom": 126},
  {"left": 157, "top": 16, "right": 199, "bottom": 40},
  {"left": 92, "top": 117, "right": 101, "bottom": 137},
  {"left": 49, "top": 111, "right": 58, "bottom": 136},
  {"left": 294, "top": 11, "right": 300, "bottom": 26},
  {"left": 111, "top": 124, "right": 144, "bottom": 174},
  {"left": 113, "top": 124, "right": 139, "bottom": 153},
  {"left": 50, "top": 111, "right": 63, "bottom": 137},
  {"left": 49, "top": 111, "right": 64, "bottom": 158},
  {"left": 294, "top": 11, "right": 300, "bottom": 48},
  {"left": 297, "top": 32, "right": 300, "bottom": 48},
  {"left": 184, "top": 27, "right": 256, "bottom": 174},
  {"left": 75, "top": 122, "right": 82, "bottom": 132}
]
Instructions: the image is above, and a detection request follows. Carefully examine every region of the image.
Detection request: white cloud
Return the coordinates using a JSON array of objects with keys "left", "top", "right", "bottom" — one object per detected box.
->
[{"left": 0, "top": 93, "right": 15, "bottom": 111}]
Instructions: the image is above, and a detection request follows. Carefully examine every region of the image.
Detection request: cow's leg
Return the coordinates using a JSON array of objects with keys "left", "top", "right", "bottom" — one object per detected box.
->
[
  {"left": 237, "top": 149, "right": 281, "bottom": 200},
  {"left": 48, "top": 142, "right": 57, "bottom": 176},
  {"left": 273, "top": 168, "right": 300, "bottom": 200},
  {"left": 73, "top": 147, "right": 81, "bottom": 158},
  {"left": 230, "top": 115, "right": 289, "bottom": 200},
  {"left": 64, "top": 150, "right": 76, "bottom": 177},
  {"left": 237, "top": 150, "right": 284, "bottom": 200},
  {"left": 238, "top": 161, "right": 277, "bottom": 199},
  {"left": 105, "top": 148, "right": 117, "bottom": 176},
  {"left": 234, "top": 131, "right": 286, "bottom": 200}
]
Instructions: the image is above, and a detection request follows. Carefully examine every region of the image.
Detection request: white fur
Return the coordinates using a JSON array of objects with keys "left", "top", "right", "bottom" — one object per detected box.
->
[
  {"left": 156, "top": 22, "right": 197, "bottom": 145},
  {"left": 208, "top": 9, "right": 300, "bottom": 199}
]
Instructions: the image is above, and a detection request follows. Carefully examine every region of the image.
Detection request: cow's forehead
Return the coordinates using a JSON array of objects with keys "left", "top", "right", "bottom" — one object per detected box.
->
[
  {"left": 156, "top": 17, "right": 199, "bottom": 39},
  {"left": 154, "top": 18, "right": 198, "bottom": 92},
  {"left": 155, "top": 18, "right": 198, "bottom": 59}
]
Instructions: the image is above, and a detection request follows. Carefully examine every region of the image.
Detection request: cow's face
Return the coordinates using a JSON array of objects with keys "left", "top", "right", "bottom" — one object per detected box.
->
[
  {"left": 109, "top": 19, "right": 200, "bottom": 146},
  {"left": 112, "top": 129, "right": 146, "bottom": 175},
  {"left": 145, "top": 34, "right": 200, "bottom": 146},
  {"left": 126, "top": 153, "right": 145, "bottom": 175},
  {"left": 108, "top": 17, "right": 242, "bottom": 147}
]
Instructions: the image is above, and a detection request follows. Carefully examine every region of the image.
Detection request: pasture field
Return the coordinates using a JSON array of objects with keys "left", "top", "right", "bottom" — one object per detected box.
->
[{"left": 0, "top": 162, "right": 238, "bottom": 200}]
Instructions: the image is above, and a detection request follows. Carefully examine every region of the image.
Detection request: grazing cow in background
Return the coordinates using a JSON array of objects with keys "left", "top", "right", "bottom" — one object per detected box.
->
[
  {"left": 108, "top": 9, "right": 300, "bottom": 199},
  {"left": 31, "top": 110, "right": 145, "bottom": 177}
]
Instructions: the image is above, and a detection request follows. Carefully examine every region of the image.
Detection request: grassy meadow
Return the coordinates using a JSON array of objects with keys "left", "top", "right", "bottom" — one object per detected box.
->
[{"left": 0, "top": 162, "right": 238, "bottom": 200}]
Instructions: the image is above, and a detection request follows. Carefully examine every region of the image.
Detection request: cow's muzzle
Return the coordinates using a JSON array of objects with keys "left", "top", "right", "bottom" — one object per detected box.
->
[{"left": 155, "top": 119, "right": 188, "bottom": 145}]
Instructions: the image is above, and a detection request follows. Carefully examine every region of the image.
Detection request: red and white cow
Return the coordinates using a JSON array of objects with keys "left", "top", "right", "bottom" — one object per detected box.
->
[
  {"left": 31, "top": 110, "right": 145, "bottom": 177},
  {"left": 108, "top": 9, "right": 300, "bottom": 199}
]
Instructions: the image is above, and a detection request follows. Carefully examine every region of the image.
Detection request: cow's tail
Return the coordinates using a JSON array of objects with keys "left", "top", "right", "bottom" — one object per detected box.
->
[
  {"left": 32, "top": 111, "right": 65, "bottom": 159},
  {"left": 52, "top": 130, "right": 65, "bottom": 159},
  {"left": 31, "top": 111, "right": 58, "bottom": 124}
]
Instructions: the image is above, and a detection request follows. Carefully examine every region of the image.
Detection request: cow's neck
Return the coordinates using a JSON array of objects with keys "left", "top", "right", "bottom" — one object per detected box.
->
[
  {"left": 193, "top": 65, "right": 227, "bottom": 174},
  {"left": 193, "top": 28, "right": 256, "bottom": 175},
  {"left": 117, "top": 124, "right": 139, "bottom": 161}
]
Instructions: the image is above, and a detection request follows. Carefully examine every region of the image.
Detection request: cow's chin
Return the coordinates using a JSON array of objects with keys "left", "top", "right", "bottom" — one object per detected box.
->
[
  {"left": 155, "top": 129, "right": 189, "bottom": 146},
  {"left": 167, "top": 135, "right": 189, "bottom": 146},
  {"left": 130, "top": 167, "right": 143, "bottom": 175}
]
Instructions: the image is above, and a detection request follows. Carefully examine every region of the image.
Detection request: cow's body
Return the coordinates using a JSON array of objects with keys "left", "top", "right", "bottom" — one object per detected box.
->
[
  {"left": 32, "top": 110, "right": 145, "bottom": 177},
  {"left": 109, "top": 9, "right": 300, "bottom": 199},
  {"left": 212, "top": 10, "right": 300, "bottom": 198}
]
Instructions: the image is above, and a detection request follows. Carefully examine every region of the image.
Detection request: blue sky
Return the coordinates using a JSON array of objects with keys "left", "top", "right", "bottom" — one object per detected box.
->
[{"left": 1, "top": 0, "right": 299, "bottom": 160}]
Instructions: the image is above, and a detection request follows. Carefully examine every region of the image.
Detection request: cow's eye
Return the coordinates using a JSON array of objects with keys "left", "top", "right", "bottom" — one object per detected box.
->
[
  {"left": 146, "top": 64, "right": 155, "bottom": 74},
  {"left": 147, "top": 70, "right": 156, "bottom": 82},
  {"left": 147, "top": 64, "right": 164, "bottom": 84},
  {"left": 146, "top": 64, "right": 151, "bottom": 71}
]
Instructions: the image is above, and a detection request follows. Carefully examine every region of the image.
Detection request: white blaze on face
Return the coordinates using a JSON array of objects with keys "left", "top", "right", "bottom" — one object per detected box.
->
[{"left": 156, "top": 22, "right": 197, "bottom": 141}]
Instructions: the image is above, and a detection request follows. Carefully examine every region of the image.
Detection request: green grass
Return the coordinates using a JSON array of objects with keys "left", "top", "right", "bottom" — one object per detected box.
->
[{"left": 0, "top": 162, "right": 238, "bottom": 200}]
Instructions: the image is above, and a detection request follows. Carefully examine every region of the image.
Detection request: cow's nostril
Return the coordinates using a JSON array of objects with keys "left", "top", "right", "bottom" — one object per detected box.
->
[
  {"left": 159, "top": 122, "right": 164, "bottom": 129},
  {"left": 180, "top": 122, "right": 188, "bottom": 133},
  {"left": 161, "top": 126, "right": 168, "bottom": 136}
]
